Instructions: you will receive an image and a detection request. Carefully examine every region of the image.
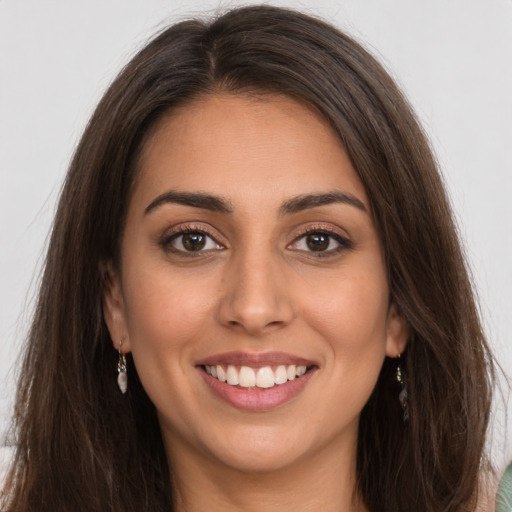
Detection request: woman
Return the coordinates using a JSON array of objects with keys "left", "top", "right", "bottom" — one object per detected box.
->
[{"left": 1, "top": 5, "right": 495, "bottom": 512}]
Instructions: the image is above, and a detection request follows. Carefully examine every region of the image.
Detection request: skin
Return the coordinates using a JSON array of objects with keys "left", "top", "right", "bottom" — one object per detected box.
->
[{"left": 103, "top": 93, "right": 408, "bottom": 512}]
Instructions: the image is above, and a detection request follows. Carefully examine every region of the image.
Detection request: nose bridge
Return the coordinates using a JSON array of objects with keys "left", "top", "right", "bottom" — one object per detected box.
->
[{"left": 218, "top": 242, "right": 294, "bottom": 334}]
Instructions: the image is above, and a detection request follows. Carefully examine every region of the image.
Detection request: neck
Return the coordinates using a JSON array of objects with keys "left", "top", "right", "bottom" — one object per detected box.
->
[{"left": 167, "top": 432, "right": 367, "bottom": 512}]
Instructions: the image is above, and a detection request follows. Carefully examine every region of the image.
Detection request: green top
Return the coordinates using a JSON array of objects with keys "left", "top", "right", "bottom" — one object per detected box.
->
[{"left": 497, "top": 463, "right": 512, "bottom": 512}]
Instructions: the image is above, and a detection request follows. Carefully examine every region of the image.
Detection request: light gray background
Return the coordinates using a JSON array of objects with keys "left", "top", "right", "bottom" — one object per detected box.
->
[{"left": 1, "top": 0, "right": 511, "bottom": 471}]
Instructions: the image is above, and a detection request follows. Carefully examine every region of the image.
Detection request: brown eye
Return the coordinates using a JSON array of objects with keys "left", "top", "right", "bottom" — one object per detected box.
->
[
  {"left": 182, "top": 232, "right": 207, "bottom": 251},
  {"left": 164, "top": 230, "right": 223, "bottom": 253},
  {"left": 306, "top": 233, "right": 329, "bottom": 251},
  {"left": 288, "top": 229, "right": 352, "bottom": 256}
]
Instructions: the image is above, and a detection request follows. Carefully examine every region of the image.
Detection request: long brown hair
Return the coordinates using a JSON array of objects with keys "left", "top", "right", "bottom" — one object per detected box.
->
[{"left": 2, "top": 6, "right": 494, "bottom": 511}]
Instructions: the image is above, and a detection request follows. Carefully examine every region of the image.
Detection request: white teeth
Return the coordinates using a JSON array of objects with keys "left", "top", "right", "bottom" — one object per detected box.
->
[
  {"left": 205, "top": 363, "right": 310, "bottom": 388},
  {"left": 226, "top": 365, "right": 239, "bottom": 385},
  {"left": 256, "top": 367, "right": 275, "bottom": 388},
  {"left": 238, "top": 366, "right": 256, "bottom": 387},
  {"left": 274, "top": 365, "right": 288, "bottom": 385},
  {"left": 296, "top": 365, "right": 306, "bottom": 377},
  {"left": 217, "top": 365, "right": 226, "bottom": 382}
]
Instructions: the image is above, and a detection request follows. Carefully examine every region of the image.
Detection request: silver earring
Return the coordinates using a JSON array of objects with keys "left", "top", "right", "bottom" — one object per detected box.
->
[
  {"left": 117, "top": 338, "right": 128, "bottom": 394},
  {"left": 396, "top": 354, "right": 409, "bottom": 422}
]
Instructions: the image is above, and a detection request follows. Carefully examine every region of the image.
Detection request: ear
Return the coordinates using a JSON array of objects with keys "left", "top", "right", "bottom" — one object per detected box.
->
[
  {"left": 385, "top": 302, "right": 409, "bottom": 358},
  {"left": 101, "top": 262, "right": 131, "bottom": 353}
]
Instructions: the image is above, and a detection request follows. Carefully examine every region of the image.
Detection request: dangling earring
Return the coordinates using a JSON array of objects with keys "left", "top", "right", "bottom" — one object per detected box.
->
[
  {"left": 117, "top": 338, "right": 128, "bottom": 394},
  {"left": 396, "top": 354, "right": 409, "bottom": 422}
]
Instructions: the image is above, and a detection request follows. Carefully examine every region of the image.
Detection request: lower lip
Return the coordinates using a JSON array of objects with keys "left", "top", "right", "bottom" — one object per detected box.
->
[{"left": 198, "top": 367, "right": 317, "bottom": 411}]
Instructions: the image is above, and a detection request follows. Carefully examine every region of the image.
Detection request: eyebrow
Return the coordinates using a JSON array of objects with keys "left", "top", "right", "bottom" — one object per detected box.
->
[
  {"left": 144, "top": 190, "right": 367, "bottom": 216},
  {"left": 278, "top": 191, "right": 367, "bottom": 215},
  {"left": 144, "top": 191, "right": 233, "bottom": 215}
]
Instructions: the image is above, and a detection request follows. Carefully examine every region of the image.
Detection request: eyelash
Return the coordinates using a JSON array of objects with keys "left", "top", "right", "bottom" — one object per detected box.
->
[
  {"left": 288, "top": 227, "right": 353, "bottom": 257},
  {"left": 159, "top": 224, "right": 225, "bottom": 257},
  {"left": 158, "top": 224, "right": 352, "bottom": 257}
]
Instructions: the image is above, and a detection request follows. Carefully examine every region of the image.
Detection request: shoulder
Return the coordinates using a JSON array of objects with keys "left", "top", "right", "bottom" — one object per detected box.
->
[{"left": 496, "top": 463, "right": 512, "bottom": 512}]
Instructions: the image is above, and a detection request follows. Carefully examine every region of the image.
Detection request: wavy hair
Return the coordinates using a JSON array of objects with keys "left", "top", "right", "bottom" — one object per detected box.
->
[{"left": 2, "top": 6, "right": 494, "bottom": 511}]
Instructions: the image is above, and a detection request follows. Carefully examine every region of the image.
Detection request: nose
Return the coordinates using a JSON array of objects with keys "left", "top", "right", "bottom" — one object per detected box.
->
[{"left": 217, "top": 249, "right": 295, "bottom": 336}]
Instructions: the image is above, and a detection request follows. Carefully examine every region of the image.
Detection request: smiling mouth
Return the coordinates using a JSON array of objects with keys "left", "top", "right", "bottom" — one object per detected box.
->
[{"left": 202, "top": 364, "right": 312, "bottom": 389}]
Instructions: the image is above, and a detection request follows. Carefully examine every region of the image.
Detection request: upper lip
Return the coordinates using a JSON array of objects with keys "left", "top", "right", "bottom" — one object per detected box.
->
[{"left": 195, "top": 351, "right": 317, "bottom": 367}]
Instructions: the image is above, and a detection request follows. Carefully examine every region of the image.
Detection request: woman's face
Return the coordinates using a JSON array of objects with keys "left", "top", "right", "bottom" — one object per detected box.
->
[{"left": 104, "top": 93, "right": 407, "bottom": 474}]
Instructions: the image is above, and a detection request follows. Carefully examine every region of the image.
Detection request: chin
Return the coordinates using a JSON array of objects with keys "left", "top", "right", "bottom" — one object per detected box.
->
[
  {"left": 198, "top": 419, "right": 355, "bottom": 475},
  {"left": 211, "top": 442, "right": 308, "bottom": 474}
]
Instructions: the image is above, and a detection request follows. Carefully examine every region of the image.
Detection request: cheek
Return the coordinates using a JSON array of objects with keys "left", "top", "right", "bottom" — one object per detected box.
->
[
  {"left": 122, "top": 261, "right": 216, "bottom": 342},
  {"left": 299, "top": 265, "right": 389, "bottom": 397},
  {"left": 304, "top": 269, "right": 389, "bottom": 345},
  {"left": 120, "top": 261, "right": 220, "bottom": 403},
  {"left": 119, "top": 262, "right": 217, "bottom": 422}
]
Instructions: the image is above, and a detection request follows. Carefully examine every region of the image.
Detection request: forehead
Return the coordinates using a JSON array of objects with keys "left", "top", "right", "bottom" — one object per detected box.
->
[{"left": 133, "top": 93, "right": 368, "bottom": 211}]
